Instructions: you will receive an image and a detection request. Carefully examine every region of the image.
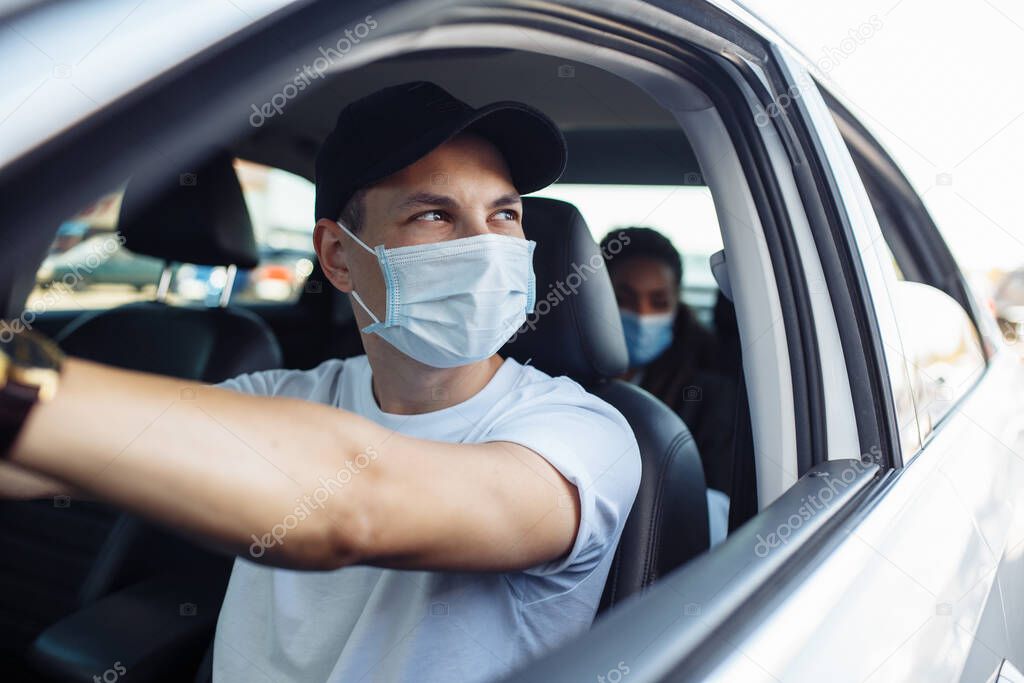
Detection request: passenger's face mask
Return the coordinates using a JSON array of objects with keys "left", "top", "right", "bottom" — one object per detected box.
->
[
  {"left": 338, "top": 221, "right": 536, "bottom": 368},
  {"left": 620, "top": 309, "right": 674, "bottom": 368}
]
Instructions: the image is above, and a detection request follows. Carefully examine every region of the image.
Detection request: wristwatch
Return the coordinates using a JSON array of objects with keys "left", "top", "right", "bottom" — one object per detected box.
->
[{"left": 0, "top": 327, "right": 64, "bottom": 457}]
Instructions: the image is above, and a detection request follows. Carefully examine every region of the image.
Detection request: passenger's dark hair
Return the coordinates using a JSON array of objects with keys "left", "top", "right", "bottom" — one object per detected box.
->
[{"left": 599, "top": 226, "right": 683, "bottom": 286}]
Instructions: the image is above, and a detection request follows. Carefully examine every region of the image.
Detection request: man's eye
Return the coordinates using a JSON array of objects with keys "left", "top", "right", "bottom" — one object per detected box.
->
[
  {"left": 493, "top": 209, "right": 519, "bottom": 221},
  {"left": 416, "top": 210, "right": 447, "bottom": 222}
]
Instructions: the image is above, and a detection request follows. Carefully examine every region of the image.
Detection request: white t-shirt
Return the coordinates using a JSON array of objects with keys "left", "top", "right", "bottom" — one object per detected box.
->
[{"left": 212, "top": 355, "right": 641, "bottom": 683}]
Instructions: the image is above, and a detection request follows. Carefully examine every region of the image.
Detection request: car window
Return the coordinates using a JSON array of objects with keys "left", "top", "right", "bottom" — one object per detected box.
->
[
  {"left": 28, "top": 159, "right": 316, "bottom": 312},
  {"left": 890, "top": 279, "right": 986, "bottom": 439},
  {"left": 995, "top": 270, "right": 1024, "bottom": 305},
  {"left": 845, "top": 157, "right": 986, "bottom": 448},
  {"left": 529, "top": 183, "right": 723, "bottom": 325},
  {"left": 231, "top": 159, "right": 316, "bottom": 304},
  {"left": 29, "top": 188, "right": 159, "bottom": 313}
]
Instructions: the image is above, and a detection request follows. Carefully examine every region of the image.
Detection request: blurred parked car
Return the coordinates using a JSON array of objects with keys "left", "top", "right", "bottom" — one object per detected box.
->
[
  {"left": 49, "top": 220, "right": 92, "bottom": 254},
  {"left": 994, "top": 267, "right": 1024, "bottom": 346},
  {"left": 36, "top": 234, "right": 164, "bottom": 291},
  {"left": 246, "top": 247, "right": 315, "bottom": 302}
]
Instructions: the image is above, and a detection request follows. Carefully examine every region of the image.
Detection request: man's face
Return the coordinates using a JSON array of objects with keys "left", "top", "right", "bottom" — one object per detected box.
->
[
  {"left": 610, "top": 257, "right": 679, "bottom": 317},
  {"left": 314, "top": 132, "right": 524, "bottom": 332}
]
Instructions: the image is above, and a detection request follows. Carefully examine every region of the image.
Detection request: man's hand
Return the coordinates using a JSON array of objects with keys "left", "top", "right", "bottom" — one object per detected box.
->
[{"left": 8, "top": 358, "right": 580, "bottom": 572}]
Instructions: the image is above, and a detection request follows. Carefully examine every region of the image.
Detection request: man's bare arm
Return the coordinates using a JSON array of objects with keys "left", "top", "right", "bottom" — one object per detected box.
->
[
  {"left": 8, "top": 358, "right": 579, "bottom": 572},
  {"left": 0, "top": 461, "right": 77, "bottom": 500}
]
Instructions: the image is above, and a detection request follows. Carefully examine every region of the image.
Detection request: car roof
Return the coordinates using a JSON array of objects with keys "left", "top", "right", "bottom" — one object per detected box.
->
[
  {"left": 235, "top": 47, "right": 703, "bottom": 185},
  {"left": 0, "top": 0, "right": 787, "bottom": 170}
]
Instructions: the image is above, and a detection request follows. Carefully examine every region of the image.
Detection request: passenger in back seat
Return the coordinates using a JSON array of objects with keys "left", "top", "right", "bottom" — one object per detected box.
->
[{"left": 600, "top": 227, "right": 737, "bottom": 544}]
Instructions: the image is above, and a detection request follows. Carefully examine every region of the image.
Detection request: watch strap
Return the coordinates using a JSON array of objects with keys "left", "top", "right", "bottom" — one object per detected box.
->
[{"left": 0, "top": 378, "right": 42, "bottom": 457}]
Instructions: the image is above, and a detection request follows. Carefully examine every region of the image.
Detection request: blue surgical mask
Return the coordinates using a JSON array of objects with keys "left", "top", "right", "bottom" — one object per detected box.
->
[
  {"left": 338, "top": 221, "right": 536, "bottom": 368},
  {"left": 620, "top": 309, "right": 675, "bottom": 368}
]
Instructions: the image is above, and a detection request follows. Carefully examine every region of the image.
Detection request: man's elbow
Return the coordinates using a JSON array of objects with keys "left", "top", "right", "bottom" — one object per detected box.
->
[
  {"left": 254, "top": 503, "right": 373, "bottom": 571},
  {"left": 249, "top": 426, "right": 382, "bottom": 570}
]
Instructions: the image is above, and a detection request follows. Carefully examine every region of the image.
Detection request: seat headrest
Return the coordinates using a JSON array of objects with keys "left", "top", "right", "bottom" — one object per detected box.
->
[
  {"left": 502, "top": 197, "right": 628, "bottom": 383},
  {"left": 117, "top": 151, "right": 259, "bottom": 268}
]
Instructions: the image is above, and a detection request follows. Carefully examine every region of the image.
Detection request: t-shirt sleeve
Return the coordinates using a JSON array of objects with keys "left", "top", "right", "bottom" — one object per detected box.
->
[
  {"left": 483, "top": 380, "right": 641, "bottom": 578},
  {"left": 214, "top": 359, "right": 346, "bottom": 399},
  {"left": 215, "top": 368, "right": 292, "bottom": 396}
]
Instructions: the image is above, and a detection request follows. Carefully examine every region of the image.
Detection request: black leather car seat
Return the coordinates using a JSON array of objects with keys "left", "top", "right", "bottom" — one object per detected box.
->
[
  {"left": 503, "top": 197, "right": 710, "bottom": 613},
  {"left": 55, "top": 151, "right": 283, "bottom": 600},
  {"left": 2, "top": 152, "right": 283, "bottom": 680}
]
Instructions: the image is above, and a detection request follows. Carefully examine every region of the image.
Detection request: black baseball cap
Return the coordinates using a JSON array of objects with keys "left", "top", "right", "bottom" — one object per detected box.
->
[{"left": 314, "top": 81, "right": 567, "bottom": 222}]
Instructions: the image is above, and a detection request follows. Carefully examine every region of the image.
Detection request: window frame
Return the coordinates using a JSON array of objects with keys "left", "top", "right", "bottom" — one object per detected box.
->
[{"left": 761, "top": 46, "right": 908, "bottom": 470}]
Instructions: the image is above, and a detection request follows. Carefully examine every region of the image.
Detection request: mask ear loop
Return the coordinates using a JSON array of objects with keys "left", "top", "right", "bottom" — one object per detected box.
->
[{"left": 337, "top": 220, "right": 384, "bottom": 328}]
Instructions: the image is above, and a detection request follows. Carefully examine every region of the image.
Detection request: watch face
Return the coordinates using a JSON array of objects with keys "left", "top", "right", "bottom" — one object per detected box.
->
[{"left": 2, "top": 329, "right": 64, "bottom": 401}]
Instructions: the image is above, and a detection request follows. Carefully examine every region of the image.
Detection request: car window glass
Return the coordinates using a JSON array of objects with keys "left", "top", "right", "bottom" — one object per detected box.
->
[
  {"left": 995, "top": 270, "right": 1024, "bottom": 306},
  {"left": 29, "top": 159, "right": 316, "bottom": 312},
  {"left": 231, "top": 159, "right": 316, "bottom": 304},
  {"left": 891, "top": 280, "right": 986, "bottom": 439},
  {"left": 30, "top": 187, "right": 158, "bottom": 312},
  {"left": 851, "top": 174, "right": 986, "bottom": 448}
]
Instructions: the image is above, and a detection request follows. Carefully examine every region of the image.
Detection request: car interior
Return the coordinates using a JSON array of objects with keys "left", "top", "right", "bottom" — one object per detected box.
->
[{"left": 0, "top": 36, "right": 799, "bottom": 682}]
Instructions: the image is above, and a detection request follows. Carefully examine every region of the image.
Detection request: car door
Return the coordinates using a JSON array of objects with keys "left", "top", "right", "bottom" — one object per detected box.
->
[
  {"left": 698, "top": 45, "right": 1024, "bottom": 681},
  {"left": 501, "top": 5, "right": 1024, "bottom": 682}
]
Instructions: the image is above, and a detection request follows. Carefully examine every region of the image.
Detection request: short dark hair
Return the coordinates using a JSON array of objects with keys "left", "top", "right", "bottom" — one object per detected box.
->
[
  {"left": 338, "top": 188, "right": 368, "bottom": 234},
  {"left": 600, "top": 226, "right": 683, "bottom": 286}
]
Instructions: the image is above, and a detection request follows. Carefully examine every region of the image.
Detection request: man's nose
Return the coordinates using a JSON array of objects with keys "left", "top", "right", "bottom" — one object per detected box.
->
[{"left": 457, "top": 215, "right": 492, "bottom": 238}]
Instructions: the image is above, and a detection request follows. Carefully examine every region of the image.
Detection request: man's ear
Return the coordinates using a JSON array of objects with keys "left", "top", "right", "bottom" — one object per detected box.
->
[{"left": 313, "top": 219, "right": 353, "bottom": 293}]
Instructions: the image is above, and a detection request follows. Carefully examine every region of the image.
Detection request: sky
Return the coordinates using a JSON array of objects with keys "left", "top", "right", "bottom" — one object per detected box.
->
[{"left": 740, "top": 0, "right": 1024, "bottom": 283}]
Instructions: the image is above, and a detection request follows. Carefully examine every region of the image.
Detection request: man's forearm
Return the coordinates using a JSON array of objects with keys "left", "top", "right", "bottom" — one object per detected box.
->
[
  {"left": 0, "top": 460, "right": 76, "bottom": 500},
  {"left": 9, "top": 358, "right": 377, "bottom": 569}
]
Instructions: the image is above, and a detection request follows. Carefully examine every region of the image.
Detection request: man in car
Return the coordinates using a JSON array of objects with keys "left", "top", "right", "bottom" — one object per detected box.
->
[{"left": 0, "top": 81, "right": 641, "bottom": 682}]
